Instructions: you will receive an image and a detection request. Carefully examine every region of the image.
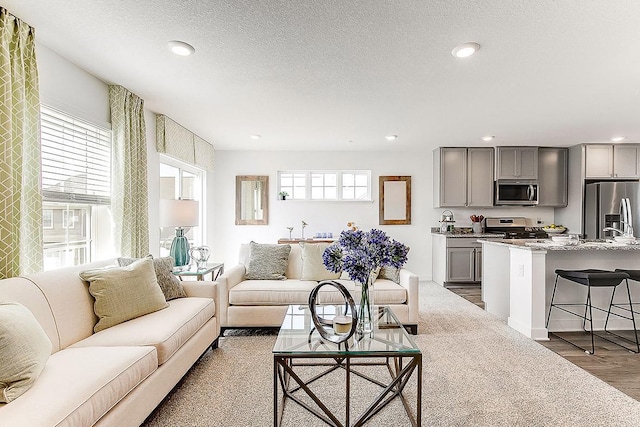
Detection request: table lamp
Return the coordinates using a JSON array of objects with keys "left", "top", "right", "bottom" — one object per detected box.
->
[{"left": 159, "top": 199, "right": 199, "bottom": 267}]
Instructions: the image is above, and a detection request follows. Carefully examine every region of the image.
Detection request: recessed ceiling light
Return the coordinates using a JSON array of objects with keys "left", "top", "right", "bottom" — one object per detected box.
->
[
  {"left": 451, "top": 42, "right": 480, "bottom": 58},
  {"left": 168, "top": 40, "right": 195, "bottom": 56},
  {"left": 385, "top": 135, "right": 398, "bottom": 141},
  {"left": 611, "top": 136, "right": 626, "bottom": 142},
  {"left": 250, "top": 134, "right": 261, "bottom": 140},
  {"left": 481, "top": 135, "right": 495, "bottom": 141}
]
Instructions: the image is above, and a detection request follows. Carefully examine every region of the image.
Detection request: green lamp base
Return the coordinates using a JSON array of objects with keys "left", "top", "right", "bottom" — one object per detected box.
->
[{"left": 170, "top": 228, "right": 190, "bottom": 267}]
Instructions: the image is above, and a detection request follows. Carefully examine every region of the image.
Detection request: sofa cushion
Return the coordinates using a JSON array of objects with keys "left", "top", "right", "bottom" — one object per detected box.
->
[
  {"left": 79, "top": 256, "right": 169, "bottom": 333},
  {"left": 70, "top": 297, "right": 215, "bottom": 365},
  {"left": 244, "top": 242, "right": 291, "bottom": 280},
  {"left": 229, "top": 280, "right": 318, "bottom": 305},
  {"left": 300, "top": 243, "right": 341, "bottom": 281},
  {"left": 228, "top": 279, "right": 407, "bottom": 305},
  {"left": 0, "top": 302, "right": 53, "bottom": 403},
  {"left": 316, "top": 279, "right": 407, "bottom": 305},
  {"left": 117, "top": 256, "right": 186, "bottom": 300},
  {"left": 0, "top": 346, "right": 157, "bottom": 427}
]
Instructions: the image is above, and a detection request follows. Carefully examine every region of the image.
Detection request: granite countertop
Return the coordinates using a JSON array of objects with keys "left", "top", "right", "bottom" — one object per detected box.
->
[
  {"left": 478, "top": 238, "right": 640, "bottom": 251},
  {"left": 431, "top": 228, "right": 502, "bottom": 238},
  {"left": 432, "top": 232, "right": 502, "bottom": 238}
]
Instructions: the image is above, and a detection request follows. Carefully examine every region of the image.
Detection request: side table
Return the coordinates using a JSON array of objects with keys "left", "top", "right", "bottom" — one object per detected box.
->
[{"left": 173, "top": 262, "right": 224, "bottom": 281}]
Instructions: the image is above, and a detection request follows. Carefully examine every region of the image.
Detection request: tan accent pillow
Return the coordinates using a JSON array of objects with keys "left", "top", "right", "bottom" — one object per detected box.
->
[
  {"left": 378, "top": 266, "right": 401, "bottom": 284},
  {"left": 244, "top": 242, "right": 291, "bottom": 280},
  {"left": 80, "top": 255, "right": 169, "bottom": 332},
  {"left": 117, "top": 256, "right": 186, "bottom": 300},
  {"left": 0, "top": 302, "right": 52, "bottom": 403},
  {"left": 300, "top": 243, "right": 341, "bottom": 281}
]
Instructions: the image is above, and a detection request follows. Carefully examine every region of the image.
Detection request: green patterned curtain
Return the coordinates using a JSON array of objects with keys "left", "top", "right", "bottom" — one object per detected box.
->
[
  {"left": 0, "top": 9, "right": 42, "bottom": 278},
  {"left": 109, "top": 85, "right": 149, "bottom": 257}
]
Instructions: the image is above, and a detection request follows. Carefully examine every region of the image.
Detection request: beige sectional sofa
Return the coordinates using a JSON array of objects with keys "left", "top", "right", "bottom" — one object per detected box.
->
[
  {"left": 218, "top": 243, "right": 419, "bottom": 334},
  {"left": 0, "top": 259, "right": 220, "bottom": 427}
]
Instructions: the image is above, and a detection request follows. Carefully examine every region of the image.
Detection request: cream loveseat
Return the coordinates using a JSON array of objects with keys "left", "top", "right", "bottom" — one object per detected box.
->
[
  {"left": 217, "top": 243, "right": 419, "bottom": 334},
  {"left": 0, "top": 258, "right": 220, "bottom": 427}
]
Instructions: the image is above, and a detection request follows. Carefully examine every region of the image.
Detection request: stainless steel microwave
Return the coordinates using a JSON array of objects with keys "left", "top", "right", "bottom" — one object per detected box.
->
[{"left": 495, "top": 181, "right": 539, "bottom": 205}]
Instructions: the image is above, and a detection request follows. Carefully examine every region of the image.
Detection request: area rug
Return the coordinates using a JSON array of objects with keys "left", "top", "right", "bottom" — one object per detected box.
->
[{"left": 143, "top": 283, "right": 640, "bottom": 426}]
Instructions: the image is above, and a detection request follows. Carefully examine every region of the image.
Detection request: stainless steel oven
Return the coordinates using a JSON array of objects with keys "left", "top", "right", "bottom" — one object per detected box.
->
[{"left": 495, "top": 181, "right": 538, "bottom": 205}]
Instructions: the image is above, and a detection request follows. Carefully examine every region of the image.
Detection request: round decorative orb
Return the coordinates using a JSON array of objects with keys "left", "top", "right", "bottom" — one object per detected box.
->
[{"left": 308, "top": 280, "right": 357, "bottom": 343}]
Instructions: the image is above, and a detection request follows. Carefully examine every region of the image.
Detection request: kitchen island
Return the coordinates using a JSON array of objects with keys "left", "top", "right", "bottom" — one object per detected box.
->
[{"left": 480, "top": 239, "right": 640, "bottom": 340}]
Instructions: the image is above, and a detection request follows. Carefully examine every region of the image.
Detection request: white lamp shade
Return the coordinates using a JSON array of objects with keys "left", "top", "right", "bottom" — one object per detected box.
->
[{"left": 159, "top": 199, "right": 199, "bottom": 227}]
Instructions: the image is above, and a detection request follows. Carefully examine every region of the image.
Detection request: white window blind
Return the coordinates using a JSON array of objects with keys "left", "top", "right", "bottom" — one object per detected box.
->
[{"left": 41, "top": 106, "right": 111, "bottom": 204}]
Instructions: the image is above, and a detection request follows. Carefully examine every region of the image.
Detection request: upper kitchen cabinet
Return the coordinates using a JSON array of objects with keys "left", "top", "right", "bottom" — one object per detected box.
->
[
  {"left": 433, "top": 147, "right": 494, "bottom": 207},
  {"left": 496, "top": 147, "right": 538, "bottom": 180},
  {"left": 538, "top": 147, "right": 568, "bottom": 207},
  {"left": 585, "top": 144, "right": 640, "bottom": 179}
]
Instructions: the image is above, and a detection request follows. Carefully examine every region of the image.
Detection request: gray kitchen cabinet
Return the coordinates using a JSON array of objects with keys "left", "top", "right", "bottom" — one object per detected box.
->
[
  {"left": 433, "top": 147, "right": 494, "bottom": 207},
  {"left": 447, "top": 247, "right": 475, "bottom": 282},
  {"left": 446, "top": 238, "right": 482, "bottom": 283},
  {"left": 538, "top": 147, "right": 568, "bottom": 207},
  {"left": 613, "top": 145, "right": 640, "bottom": 178},
  {"left": 496, "top": 147, "right": 538, "bottom": 180},
  {"left": 585, "top": 144, "right": 640, "bottom": 179}
]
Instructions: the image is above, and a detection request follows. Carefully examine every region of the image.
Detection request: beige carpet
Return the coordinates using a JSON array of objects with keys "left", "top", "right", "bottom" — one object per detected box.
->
[{"left": 143, "top": 283, "right": 640, "bottom": 426}]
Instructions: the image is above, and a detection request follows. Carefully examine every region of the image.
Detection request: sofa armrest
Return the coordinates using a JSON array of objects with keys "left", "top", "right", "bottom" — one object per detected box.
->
[
  {"left": 181, "top": 282, "right": 220, "bottom": 328},
  {"left": 215, "top": 265, "right": 246, "bottom": 327},
  {"left": 182, "top": 281, "right": 217, "bottom": 298},
  {"left": 398, "top": 268, "right": 419, "bottom": 324}
]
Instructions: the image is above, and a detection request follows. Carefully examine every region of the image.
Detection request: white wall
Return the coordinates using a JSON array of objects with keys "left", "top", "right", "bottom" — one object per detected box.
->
[{"left": 37, "top": 44, "right": 110, "bottom": 128}]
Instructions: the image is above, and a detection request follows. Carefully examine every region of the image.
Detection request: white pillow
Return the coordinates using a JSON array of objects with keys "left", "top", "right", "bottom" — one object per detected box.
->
[
  {"left": 300, "top": 243, "right": 341, "bottom": 281},
  {"left": 0, "top": 302, "right": 52, "bottom": 402}
]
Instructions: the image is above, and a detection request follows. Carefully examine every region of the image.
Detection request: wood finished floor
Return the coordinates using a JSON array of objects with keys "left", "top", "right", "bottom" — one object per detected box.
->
[{"left": 447, "top": 284, "right": 640, "bottom": 401}]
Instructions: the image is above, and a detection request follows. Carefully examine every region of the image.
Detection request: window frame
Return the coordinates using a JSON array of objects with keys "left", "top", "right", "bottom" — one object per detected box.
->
[
  {"left": 277, "top": 170, "right": 372, "bottom": 202},
  {"left": 40, "top": 105, "right": 113, "bottom": 270},
  {"left": 159, "top": 154, "right": 206, "bottom": 253}
]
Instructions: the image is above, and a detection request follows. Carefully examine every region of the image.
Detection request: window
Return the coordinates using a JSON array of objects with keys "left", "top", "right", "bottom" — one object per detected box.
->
[
  {"left": 42, "top": 209, "right": 53, "bottom": 229},
  {"left": 159, "top": 156, "right": 205, "bottom": 256},
  {"left": 278, "top": 170, "right": 371, "bottom": 201},
  {"left": 62, "top": 209, "right": 76, "bottom": 229},
  {"left": 40, "top": 106, "right": 113, "bottom": 270}
]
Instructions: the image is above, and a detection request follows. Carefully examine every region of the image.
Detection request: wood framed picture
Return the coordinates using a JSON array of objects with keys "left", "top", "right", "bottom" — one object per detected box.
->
[{"left": 379, "top": 176, "right": 411, "bottom": 225}]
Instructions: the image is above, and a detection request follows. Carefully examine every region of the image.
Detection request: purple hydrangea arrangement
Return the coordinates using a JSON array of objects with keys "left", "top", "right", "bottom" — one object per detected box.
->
[
  {"left": 323, "top": 229, "right": 409, "bottom": 333},
  {"left": 323, "top": 228, "right": 409, "bottom": 284}
]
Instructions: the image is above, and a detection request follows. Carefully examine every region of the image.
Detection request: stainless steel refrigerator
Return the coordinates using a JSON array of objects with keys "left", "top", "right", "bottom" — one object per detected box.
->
[{"left": 585, "top": 181, "right": 640, "bottom": 239}]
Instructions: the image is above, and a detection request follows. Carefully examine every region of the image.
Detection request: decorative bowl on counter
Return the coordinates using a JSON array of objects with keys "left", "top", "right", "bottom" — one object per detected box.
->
[{"left": 543, "top": 226, "right": 567, "bottom": 234}]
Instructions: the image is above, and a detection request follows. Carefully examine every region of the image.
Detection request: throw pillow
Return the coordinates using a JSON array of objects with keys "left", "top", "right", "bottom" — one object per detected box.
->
[
  {"left": 244, "top": 242, "right": 291, "bottom": 280},
  {"left": 378, "top": 266, "right": 401, "bottom": 284},
  {"left": 79, "top": 255, "right": 169, "bottom": 332},
  {"left": 117, "top": 256, "right": 186, "bottom": 300},
  {"left": 300, "top": 243, "right": 341, "bottom": 281},
  {"left": 0, "top": 302, "right": 52, "bottom": 403}
]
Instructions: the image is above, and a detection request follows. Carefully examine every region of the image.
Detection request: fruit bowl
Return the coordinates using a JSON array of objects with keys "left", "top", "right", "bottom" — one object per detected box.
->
[{"left": 543, "top": 226, "right": 567, "bottom": 234}]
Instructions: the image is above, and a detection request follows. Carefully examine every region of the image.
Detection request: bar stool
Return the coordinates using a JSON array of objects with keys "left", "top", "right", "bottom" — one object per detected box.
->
[
  {"left": 546, "top": 269, "right": 640, "bottom": 354},
  {"left": 614, "top": 269, "right": 640, "bottom": 316}
]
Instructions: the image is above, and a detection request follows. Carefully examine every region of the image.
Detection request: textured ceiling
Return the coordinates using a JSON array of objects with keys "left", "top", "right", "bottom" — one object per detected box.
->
[{"left": 4, "top": 0, "right": 640, "bottom": 151}]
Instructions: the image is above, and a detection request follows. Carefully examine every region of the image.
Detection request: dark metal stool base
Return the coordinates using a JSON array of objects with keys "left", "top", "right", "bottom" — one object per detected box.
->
[{"left": 546, "top": 269, "right": 640, "bottom": 355}]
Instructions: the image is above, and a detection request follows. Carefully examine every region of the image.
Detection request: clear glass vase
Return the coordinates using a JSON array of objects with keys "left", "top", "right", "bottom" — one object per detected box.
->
[{"left": 356, "top": 278, "right": 374, "bottom": 334}]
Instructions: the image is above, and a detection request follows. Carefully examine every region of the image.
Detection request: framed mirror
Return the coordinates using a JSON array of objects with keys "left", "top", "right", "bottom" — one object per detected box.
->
[
  {"left": 379, "top": 176, "right": 411, "bottom": 225},
  {"left": 236, "top": 175, "right": 269, "bottom": 225}
]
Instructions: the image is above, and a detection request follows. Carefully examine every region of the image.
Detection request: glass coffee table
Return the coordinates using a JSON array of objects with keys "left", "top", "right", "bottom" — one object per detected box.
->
[{"left": 273, "top": 305, "right": 422, "bottom": 426}]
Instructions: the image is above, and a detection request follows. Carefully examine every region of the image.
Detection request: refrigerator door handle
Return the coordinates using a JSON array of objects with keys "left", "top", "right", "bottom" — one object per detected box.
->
[{"left": 625, "top": 197, "right": 633, "bottom": 235}]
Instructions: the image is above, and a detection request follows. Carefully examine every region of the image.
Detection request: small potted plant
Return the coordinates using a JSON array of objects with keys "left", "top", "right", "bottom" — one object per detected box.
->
[{"left": 278, "top": 191, "right": 289, "bottom": 200}]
